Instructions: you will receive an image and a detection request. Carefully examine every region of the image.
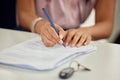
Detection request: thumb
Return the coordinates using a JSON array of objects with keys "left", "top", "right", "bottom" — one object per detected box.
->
[
  {"left": 55, "top": 24, "right": 66, "bottom": 40},
  {"left": 59, "top": 30, "right": 66, "bottom": 40},
  {"left": 58, "top": 30, "right": 66, "bottom": 45}
]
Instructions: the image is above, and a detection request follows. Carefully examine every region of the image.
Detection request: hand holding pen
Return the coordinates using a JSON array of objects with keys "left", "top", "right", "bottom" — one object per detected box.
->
[
  {"left": 34, "top": 8, "right": 66, "bottom": 47},
  {"left": 35, "top": 8, "right": 91, "bottom": 47},
  {"left": 42, "top": 8, "right": 66, "bottom": 47}
]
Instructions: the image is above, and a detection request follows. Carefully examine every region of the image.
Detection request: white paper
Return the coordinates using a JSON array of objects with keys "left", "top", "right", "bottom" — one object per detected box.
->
[{"left": 0, "top": 37, "right": 96, "bottom": 70}]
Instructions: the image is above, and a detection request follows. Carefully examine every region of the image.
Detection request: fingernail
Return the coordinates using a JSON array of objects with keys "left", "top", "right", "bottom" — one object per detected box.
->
[
  {"left": 59, "top": 40, "right": 63, "bottom": 44},
  {"left": 66, "top": 43, "right": 68, "bottom": 46},
  {"left": 77, "top": 45, "right": 81, "bottom": 47},
  {"left": 72, "top": 44, "right": 75, "bottom": 47},
  {"left": 59, "top": 34, "right": 63, "bottom": 39},
  {"left": 84, "top": 43, "right": 87, "bottom": 45}
]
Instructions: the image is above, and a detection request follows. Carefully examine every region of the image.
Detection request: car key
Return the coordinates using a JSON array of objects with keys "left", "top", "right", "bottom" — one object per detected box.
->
[
  {"left": 59, "top": 67, "right": 74, "bottom": 79},
  {"left": 59, "top": 61, "right": 91, "bottom": 79}
]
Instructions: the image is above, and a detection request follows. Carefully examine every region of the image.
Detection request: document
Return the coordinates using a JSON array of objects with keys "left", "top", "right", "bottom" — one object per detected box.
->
[{"left": 0, "top": 37, "right": 96, "bottom": 70}]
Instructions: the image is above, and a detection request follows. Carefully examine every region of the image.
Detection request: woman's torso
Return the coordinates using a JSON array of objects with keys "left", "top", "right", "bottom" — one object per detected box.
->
[{"left": 35, "top": 0, "right": 96, "bottom": 29}]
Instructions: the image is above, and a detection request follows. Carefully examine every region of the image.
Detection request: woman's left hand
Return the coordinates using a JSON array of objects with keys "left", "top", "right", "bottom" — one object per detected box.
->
[{"left": 64, "top": 28, "right": 92, "bottom": 47}]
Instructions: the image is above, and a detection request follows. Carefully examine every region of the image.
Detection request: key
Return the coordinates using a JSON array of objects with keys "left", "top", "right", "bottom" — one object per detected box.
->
[
  {"left": 59, "top": 61, "right": 91, "bottom": 79},
  {"left": 59, "top": 67, "right": 74, "bottom": 79}
]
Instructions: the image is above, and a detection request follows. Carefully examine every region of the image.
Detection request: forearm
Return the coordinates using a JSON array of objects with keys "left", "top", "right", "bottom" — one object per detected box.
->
[
  {"left": 89, "top": 0, "right": 116, "bottom": 40},
  {"left": 17, "top": 0, "right": 38, "bottom": 31},
  {"left": 18, "top": 11, "right": 38, "bottom": 31},
  {"left": 87, "top": 21, "right": 113, "bottom": 40}
]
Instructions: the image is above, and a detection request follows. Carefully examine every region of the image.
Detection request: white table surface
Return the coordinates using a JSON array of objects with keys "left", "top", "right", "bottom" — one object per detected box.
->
[{"left": 0, "top": 28, "right": 120, "bottom": 80}]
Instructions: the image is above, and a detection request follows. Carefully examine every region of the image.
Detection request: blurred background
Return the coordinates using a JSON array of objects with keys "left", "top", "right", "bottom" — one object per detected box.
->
[
  {"left": 0, "top": 0, "right": 16, "bottom": 30},
  {"left": 0, "top": 0, "right": 120, "bottom": 44},
  {"left": 109, "top": 0, "right": 120, "bottom": 44}
]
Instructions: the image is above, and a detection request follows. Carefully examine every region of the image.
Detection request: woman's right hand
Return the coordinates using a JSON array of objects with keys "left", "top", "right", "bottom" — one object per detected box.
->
[{"left": 34, "top": 19, "right": 65, "bottom": 47}]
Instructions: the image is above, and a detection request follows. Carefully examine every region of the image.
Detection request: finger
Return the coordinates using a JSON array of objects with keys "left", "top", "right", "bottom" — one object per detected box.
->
[
  {"left": 84, "top": 36, "right": 91, "bottom": 45},
  {"left": 59, "top": 29, "right": 66, "bottom": 39},
  {"left": 56, "top": 25, "right": 65, "bottom": 44},
  {"left": 56, "top": 24, "right": 67, "bottom": 44},
  {"left": 42, "top": 29, "right": 57, "bottom": 43},
  {"left": 47, "top": 25, "right": 60, "bottom": 43},
  {"left": 76, "top": 34, "right": 87, "bottom": 47},
  {"left": 59, "top": 30, "right": 67, "bottom": 44},
  {"left": 38, "top": 22, "right": 57, "bottom": 43},
  {"left": 58, "top": 31, "right": 64, "bottom": 44},
  {"left": 65, "top": 31, "right": 75, "bottom": 46},
  {"left": 55, "top": 24, "right": 67, "bottom": 39},
  {"left": 70, "top": 33, "right": 81, "bottom": 47},
  {"left": 55, "top": 24, "right": 64, "bottom": 32},
  {"left": 42, "top": 35, "right": 56, "bottom": 47}
]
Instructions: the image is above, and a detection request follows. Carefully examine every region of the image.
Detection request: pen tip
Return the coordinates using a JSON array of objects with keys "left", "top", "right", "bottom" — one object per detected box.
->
[{"left": 62, "top": 43, "right": 66, "bottom": 47}]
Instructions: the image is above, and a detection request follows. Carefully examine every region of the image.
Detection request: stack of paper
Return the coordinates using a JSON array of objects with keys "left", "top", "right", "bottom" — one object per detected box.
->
[{"left": 0, "top": 37, "right": 96, "bottom": 70}]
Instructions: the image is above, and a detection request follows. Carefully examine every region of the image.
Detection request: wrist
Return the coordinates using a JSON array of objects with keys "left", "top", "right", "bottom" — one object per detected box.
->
[
  {"left": 86, "top": 27, "right": 94, "bottom": 40},
  {"left": 78, "top": 27, "right": 94, "bottom": 40},
  {"left": 31, "top": 17, "right": 43, "bottom": 33},
  {"left": 34, "top": 19, "right": 48, "bottom": 34}
]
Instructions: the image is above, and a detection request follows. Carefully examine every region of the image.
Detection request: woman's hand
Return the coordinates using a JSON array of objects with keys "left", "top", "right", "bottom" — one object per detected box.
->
[
  {"left": 35, "top": 20, "right": 65, "bottom": 47},
  {"left": 64, "top": 28, "right": 92, "bottom": 47}
]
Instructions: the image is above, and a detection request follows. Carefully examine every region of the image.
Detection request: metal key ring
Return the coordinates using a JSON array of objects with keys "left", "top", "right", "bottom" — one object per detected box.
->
[
  {"left": 69, "top": 60, "right": 91, "bottom": 72},
  {"left": 69, "top": 60, "right": 80, "bottom": 72}
]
